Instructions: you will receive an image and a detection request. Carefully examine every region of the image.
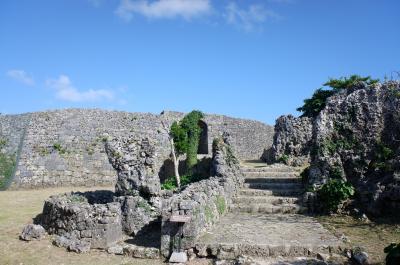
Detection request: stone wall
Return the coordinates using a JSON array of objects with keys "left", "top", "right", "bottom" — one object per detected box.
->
[
  {"left": 267, "top": 81, "right": 400, "bottom": 216},
  {"left": 263, "top": 115, "right": 313, "bottom": 166},
  {"left": 160, "top": 133, "right": 244, "bottom": 257},
  {"left": 0, "top": 113, "right": 30, "bottom": 156},
  {"left": 0, "top": 109, "right": 272, "bottom": 189},
  {"left": 40, "top": 191, "right": 123, "bottom": 249}
]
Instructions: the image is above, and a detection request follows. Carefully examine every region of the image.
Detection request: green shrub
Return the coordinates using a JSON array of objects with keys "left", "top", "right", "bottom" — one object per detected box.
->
[
  {"left": 277, "top": 154, "right": 289, "bottom": 164},
  {"left": 324, "top": 75, "right": 379, "bottom": 90},
  {"left": 53, "top": 143, "right": 67, "bottom": 154},
  {"left": 369, "top": 142, "right": 396, "bottom": 172},
  {"left": 384, "top": 243, "right": 400, "bottom": 265},
  {"left": 161, "top": 176, "right": 178, "bottom": 190},
  {"left": 317, "top": 179, "right": 355, "bottom": 213},
  {"left": 161, "top": 174, "right": 207, "bottom": 190},
  {"left": 297, "top": 88, "right": 335, "bottom": 118},
  {"left": 297, "top": 75, "right": 379, "bottom": 118}
]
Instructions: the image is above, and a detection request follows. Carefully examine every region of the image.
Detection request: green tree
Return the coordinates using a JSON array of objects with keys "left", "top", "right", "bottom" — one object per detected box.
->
[
  {"left": 171, "top": 110, "right": 204, "bottom": 175},
  {"left": 297, "top": 75, "right": 379, "bottom": 118}
]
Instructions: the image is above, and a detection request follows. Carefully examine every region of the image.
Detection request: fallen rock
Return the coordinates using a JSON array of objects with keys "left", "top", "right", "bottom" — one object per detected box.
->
[
  {"left": 169, "top": 251, "right": 188, "bottom": 263},
  {"left": 316, "top": 252, "right": 329, "bottom": 262},
  {"left": 352, "top": 251, "right": 369, "bottom": 265},
  {"left": 20, "top": 224, "right": 46, "bottom": 241},
  {"left": 123, "top": 244, "right": 160, "bottom": 259},
  {"left": 68, "top": 240, "right": 91, "bottom": 253},
  {"left": 53, "top": 235, "right": 91, "bottom": 253},
  {"left": 107, "top": 245, "right": 123, "bottom": 255}
]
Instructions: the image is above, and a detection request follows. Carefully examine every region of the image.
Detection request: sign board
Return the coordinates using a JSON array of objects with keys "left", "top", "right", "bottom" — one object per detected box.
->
[{"left": 170, "top": 215, "right": 191, "bottom": 223}]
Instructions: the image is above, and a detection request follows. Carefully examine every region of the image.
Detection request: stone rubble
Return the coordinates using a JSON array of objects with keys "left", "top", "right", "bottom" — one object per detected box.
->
[{"left": 20, "top": 224, "right": 46, "bottom": 241}]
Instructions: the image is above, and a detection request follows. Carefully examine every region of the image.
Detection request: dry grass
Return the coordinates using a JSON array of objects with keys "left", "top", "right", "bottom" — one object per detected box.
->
[
  {"left": 317, "top": 214, "right": 400, "bottom": 265},
  {"left": 0, "top": 186, "right": 165, "bottom": 265}
]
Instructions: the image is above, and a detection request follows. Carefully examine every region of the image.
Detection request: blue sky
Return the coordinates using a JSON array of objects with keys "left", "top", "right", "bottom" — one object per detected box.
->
[{"left": 1, "top": 0, "right": 399, "bottom": 124}]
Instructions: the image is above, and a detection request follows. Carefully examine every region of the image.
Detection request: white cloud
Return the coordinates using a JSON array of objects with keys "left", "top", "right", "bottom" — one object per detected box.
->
[
  {"left": 224, "top": 3, "right": 280, "bottom": 32},
  {"left": 115, "top": 0, "right": 211, "bottom": 21},
  {"left": 6, "top": 70, "right": 35, "bottom": 86},
  {"left": 46, "top": 75, "right": 115, "bottom": 103}
]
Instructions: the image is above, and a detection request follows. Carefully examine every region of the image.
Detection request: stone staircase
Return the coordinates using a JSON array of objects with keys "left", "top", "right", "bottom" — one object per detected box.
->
[
  {"left": 230, "top": 165, "right": 307, "bottom": 214},
  {"left": 196, "top": 163, "right": 343, "bottom": 260}
]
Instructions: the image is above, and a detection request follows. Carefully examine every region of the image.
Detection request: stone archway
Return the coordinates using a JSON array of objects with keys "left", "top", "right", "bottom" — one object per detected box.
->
[{"left": 197, "top": 120, "right": 208, "bottom": 154}]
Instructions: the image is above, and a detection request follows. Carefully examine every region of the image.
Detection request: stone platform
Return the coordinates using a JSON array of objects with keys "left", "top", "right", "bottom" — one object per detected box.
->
[{"left": 196, "top": 213, "right": 343, "bottom": 259}]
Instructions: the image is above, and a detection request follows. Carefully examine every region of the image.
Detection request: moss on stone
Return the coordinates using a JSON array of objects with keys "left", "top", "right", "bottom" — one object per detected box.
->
[
  {"left": 216, "top": 196, "right": 226, "bottom": 215},
  {"left": 204, "top": 205, "right": 214, "bottom": 223}
]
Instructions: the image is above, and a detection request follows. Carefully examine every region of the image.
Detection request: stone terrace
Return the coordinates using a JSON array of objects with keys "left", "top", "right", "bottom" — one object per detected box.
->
[{"left": 195, "top": 163, "right": 343, "bottom": 259}]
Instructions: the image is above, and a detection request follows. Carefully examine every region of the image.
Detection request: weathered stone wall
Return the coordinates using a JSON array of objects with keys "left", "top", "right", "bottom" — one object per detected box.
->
[
  {"left": 263, "top": 115, "right": 312, "bottom": 166},
  {"left": 268, "top": 81, "right": 400, "bottom": 216},
  {"left": 11, "top": 109, "right": 170, "bottom": 189},
  {"left": 0, "top": 113, "right": 30, "bottom": 156},
  {"left": 40, "top": 191, "right": 123, "bottom": 249},
  {"left": 308, "top": 81, "right": 400, "bottom": 216},
  {"left": 160, "top": 133, "right": 244, "bottom": 257},
  {"left": 0, "top": 109, "right": 272, "bottom": 189}
]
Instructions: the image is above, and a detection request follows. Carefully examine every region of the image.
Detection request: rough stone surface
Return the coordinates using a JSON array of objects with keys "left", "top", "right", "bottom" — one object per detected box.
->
[
  {"left": 105, "top": 136, "right": 160, "bottom": 197},
  {"left": 40, "top": 191, "right": 123, "bottom": 249},
  {"left": 123, "top": 244, "right": 160, "bottom": 259},
  {"left": 169, "top": 252, "right": 188, "bottom": 263},
  {"left": 160, "top": 133, "right": 244, "bottom": 257},
  {"left": 20, "top": 224, "right": 46, "bottom": 241},
  {"left": 267, "top": 81, "right": 400, "bottom": 216},
  {"left": 309, "top": 81, "right": 400, "bottom": 216},
  {"left": 0, "top": 109, "right": 273, "bottom": 189},
  {"left": 196, "top": 213, "right": 342, "bottom": 259},
  {"left": 263, "top": 115, "right": 312, "bottom": 166},
  {"left": 53, "top": 235, "right": 91, "bottom": 253},
  {"left": 107, "top": 245, "right": 124, "bottom": 255},
  {"left": 115, "top": 195, "right": 160, "bottom": 236},
  {"left": 352, "top": 251, "right": 369, "bottom": 265}
]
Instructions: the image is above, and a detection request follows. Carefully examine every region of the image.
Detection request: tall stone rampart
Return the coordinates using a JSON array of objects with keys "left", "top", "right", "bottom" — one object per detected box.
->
[{"left": 0, "top": 109, "right": 273, "bottom": 189}]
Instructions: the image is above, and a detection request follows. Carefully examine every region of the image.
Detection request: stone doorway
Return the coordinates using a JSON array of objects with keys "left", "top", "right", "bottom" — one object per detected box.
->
[{"left": 197, "top": 120, "right": 208, "bottom": 154}]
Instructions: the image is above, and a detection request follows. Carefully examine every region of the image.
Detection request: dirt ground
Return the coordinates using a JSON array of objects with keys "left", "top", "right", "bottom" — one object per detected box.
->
[
  {"left": 0, "top": 186, "right": 168, "bottom": 265},
  {"left": 2, "top": 186, "right": 398, "bottom": 265},
  {"left": 317, "top": 214, "right": 400, "bottom": 265}
]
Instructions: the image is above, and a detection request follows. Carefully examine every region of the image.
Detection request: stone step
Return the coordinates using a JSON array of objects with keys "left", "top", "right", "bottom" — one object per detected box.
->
[
  {"left": 196, "top": 242, "right": 341, "bottom": 259},
  {"left": 230, "top": 203, "right": 307, "bottom": 214},
  {"left": 196, "top": 213, "right": 344, "bottom": 259},
  {"left": 243, "top": 182, "right": 303, "bottom": 190},
  {"left": 239, "top": 189, "right": 303, "bottom": 197},
  {"left": 243, "top": 171, "right": 298, "bottom": 178},
  {"left": 241, "top": 166, "right": 298, "bottom": 173},
  {"left": 233, "top": 196, "right": 300, "bottom": 205},
  {"left": 244, "top": 177, "right": 301, "bottom": 184}
]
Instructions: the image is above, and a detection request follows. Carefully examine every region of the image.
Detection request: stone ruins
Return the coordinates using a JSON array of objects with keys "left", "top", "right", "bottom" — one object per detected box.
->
[{"left": 1, "top": 80, "right": 399, "bottom": 264}]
